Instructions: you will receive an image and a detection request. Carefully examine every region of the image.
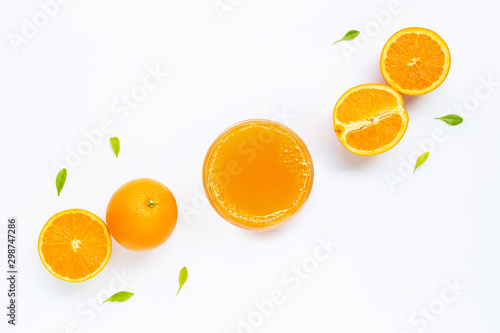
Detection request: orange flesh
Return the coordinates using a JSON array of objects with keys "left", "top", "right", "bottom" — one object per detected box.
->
[
  {"left": 204, "top": 121, "right": 313, "bottom": 230},
  {"left": 381, "top": 28, "right": 451, "bottom": 95},
  {"left": 385, "top": 33, "right": 445, "bottom": 90},
  {"left": 336, "top": 86, "right": 401, "bottom": 123},
  {"left": 333, "top": 84, "right": 408, "bottom": 155},
  {"left": 345, "top": 113, "right": 403, "bottom": 151},
  {"left": 39, "top": 210, "right": 111, "bottom": 282}
]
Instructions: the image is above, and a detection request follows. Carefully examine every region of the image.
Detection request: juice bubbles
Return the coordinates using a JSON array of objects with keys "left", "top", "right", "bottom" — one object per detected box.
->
[{"left": 202, "top": 120, "right": 314, "bottom": 230}]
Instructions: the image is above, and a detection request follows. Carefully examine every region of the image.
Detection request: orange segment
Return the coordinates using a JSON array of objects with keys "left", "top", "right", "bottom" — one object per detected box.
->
[
  {"left": 333, "top": 84, "right": 408, "bottom": 156},
  {"left": 38, "top": 209, "right": 112, "bottom": 282},
  {"left": 345, "top": 113, "right": 404, "bottom": 151},
  {"left": 380, "top": 27, "right": 451, "bottom": 95}
]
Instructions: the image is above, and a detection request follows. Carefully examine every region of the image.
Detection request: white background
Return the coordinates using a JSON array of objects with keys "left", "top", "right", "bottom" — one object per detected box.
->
[{"left": 1, "top": 0, "right": 499, "bottom": 332}]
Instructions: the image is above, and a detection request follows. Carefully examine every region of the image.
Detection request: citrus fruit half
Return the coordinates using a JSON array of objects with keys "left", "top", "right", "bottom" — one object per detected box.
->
[
  {"left": 333, "top": 84, "right": 408, "bottom": 156},
  {"left": 106, "top": 178, "right": 178, "bottom": 251},
  {"left": 380, "top": 27, "right": 451, "bottom": 96},
  {"left": 38, "top": 209, "right": 112, "bottom": 282}
]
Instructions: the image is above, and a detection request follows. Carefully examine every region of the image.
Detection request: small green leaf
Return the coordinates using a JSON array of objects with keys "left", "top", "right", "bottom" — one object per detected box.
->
[
  {"left": 110, "top": 137, "right": 120, "bottom": 158},
  {"left": 435, "top": 114, "right": 463, "bottom": 126},
  {"left": 177, "top": 267, "right": 188, "bottom": 295},
  {"left": 333, "top": 30, "right": 360, "bottom": 45},
  {"left": 56, "top": 168, "right": 67, "bottom": 196},
  {"left": 414, "top": 152, "right": 430, "bottom": 173},
  {"left": 103, "top": 291, "right": 134, "bottom": 303}
]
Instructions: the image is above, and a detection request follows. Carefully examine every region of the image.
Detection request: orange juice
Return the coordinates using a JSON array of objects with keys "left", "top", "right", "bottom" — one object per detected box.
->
[{"left": 202, "top": 119, "right": 313, "bottom": 230}]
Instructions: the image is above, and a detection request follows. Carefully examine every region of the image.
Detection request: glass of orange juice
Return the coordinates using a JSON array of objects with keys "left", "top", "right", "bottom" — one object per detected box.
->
[{"left": 202, "top": 119, "right": 314, "bottom": 231}]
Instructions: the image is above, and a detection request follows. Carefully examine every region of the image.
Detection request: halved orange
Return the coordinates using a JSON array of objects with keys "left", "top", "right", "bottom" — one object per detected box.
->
[
  {"left": 333, "top": 84, "right": 408, "bottom": 156},
  {"left": 38, "top": 209, "right": 112, "bottom": 282},
  {"left": 381, "top": 27, "right": 451, "bottom": 96}
]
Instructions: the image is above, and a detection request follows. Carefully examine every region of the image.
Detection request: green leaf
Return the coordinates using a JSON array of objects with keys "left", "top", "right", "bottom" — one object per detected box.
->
[
  {"left": 56, "top": 168, "right": 67, "bottom": 196},
  {"left": 435, "top": 114, "right": 463, "bottom": 126},
  {"left": 103, "top": 291, "right": 134, "bottom": 303},
  {"left": 414, "top": 152, "right": 430, "bottom": 173},
  {"left": 177, "top": 267, "right": 188, "bottom": 295},
  {"left": 333, "top": 30, "right": 360, "bottom": 45},
  {"left": 110, "top": 137, "right": 120, "bottom": 158}
]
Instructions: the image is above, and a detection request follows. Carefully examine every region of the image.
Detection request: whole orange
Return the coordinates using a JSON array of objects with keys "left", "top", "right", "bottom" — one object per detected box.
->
[{"left": 106, "top": 178, "right": 178, "bottom": 251}]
